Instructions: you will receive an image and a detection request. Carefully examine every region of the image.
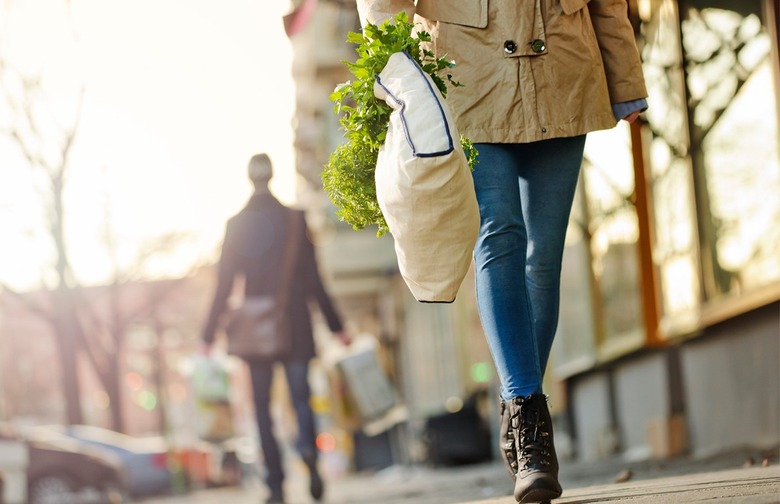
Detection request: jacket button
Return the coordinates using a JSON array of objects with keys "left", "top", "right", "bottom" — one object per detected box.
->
[
  {"left": 530, "top": 39, "right": 546, "bottom": 53},
  {"left": 504, "top": 40, "right": 517, "bottom": 54}
]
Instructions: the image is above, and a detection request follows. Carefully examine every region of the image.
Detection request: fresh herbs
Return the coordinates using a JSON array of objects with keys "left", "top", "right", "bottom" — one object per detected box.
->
[{"left": 322, "top": 12, "right": 475, "bottom": 236}]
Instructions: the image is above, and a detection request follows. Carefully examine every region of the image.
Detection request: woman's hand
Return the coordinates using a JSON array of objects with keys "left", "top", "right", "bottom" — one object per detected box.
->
[{"left": 623, "top": 110, "right": 641, "bottom": 123}]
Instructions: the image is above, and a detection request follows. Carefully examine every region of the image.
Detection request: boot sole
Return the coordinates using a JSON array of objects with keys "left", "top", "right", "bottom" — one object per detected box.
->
[{"left": 517, "top": 487, "right": 562, "bottom": 503}]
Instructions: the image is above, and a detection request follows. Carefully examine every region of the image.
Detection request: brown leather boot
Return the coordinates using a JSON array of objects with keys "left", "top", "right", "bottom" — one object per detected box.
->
[
  {"left": 499, "top": 400, "right": 518, "bottom": 480},
  {"left": 508, "top": 394, "right": 561, "bottom": 503}
]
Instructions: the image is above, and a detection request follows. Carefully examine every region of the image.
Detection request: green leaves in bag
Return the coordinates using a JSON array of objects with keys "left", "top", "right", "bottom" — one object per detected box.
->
[{"left": 322, "top": 12, "right": 475, "bottom": 236}]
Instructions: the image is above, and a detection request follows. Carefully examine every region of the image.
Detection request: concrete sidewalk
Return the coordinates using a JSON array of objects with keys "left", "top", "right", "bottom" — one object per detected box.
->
[
  {"left": 491, "top": 467, "right": 778, "bottom": 504},
  {"left": 139, "top": 450, "right": 780, "bottom": 504}
]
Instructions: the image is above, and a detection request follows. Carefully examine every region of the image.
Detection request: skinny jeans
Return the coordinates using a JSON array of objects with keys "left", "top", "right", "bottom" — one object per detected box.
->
[
  {"left": 248, "top": 359, "right": 317, "bottom": 492},
  {"left": 472, "top": 137, "right": 585, "bottom": 400}
]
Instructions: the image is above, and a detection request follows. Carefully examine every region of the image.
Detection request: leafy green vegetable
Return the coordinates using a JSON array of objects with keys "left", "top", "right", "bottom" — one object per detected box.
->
[{"left": 322, "top": 12, "right": 476, "bottom": 236}]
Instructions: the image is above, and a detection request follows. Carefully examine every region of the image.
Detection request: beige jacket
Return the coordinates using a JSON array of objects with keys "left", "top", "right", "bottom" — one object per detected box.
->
[{"left": 357, "top": 0, "right": 648, "bottom": 143}]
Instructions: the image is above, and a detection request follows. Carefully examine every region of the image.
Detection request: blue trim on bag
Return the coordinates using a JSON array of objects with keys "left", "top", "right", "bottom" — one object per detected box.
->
[{"left": 374, "top": 51, "right": 455, "bottom": 158}]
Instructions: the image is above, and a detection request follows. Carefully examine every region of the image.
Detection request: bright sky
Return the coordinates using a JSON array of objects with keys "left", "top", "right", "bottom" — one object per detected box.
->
[{"left": 0, "top": 0, "right": 297, "bottom": 291}]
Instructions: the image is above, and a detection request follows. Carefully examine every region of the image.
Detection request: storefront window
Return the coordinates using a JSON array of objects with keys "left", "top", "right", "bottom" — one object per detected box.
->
[
  {"left": 556, "top": 124, "right": 646, "bottom": 370},
  {"left": 680, "top": 3, "right": 780, "bottom": 298},
  {"left": 639, "top": 0, "right": 703, "bottom": 332},
  {"left": 638, "top": 0, "right": 779, "bottom": 335},
  {"left": 583, "top": 127, "right": 645, "bottom": 356},
  {"left": 555, "top": 184, "right": 598, "bottom": 376},
  {"left": 652, "top": 149, "right": 701, "bottom": 331},
  {"left": 555, "top": 0, "right": 779, "bottom": 369}
]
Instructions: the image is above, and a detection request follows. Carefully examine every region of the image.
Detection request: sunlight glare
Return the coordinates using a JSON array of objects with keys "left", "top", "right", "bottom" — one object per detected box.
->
[{"left": 1, "top": 0, "right": 297, "bottom": 290}]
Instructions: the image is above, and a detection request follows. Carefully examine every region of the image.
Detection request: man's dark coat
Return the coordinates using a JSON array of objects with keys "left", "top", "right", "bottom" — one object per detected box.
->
[{"left": 203, "top": 192, "right": 343, "bottom": 361}]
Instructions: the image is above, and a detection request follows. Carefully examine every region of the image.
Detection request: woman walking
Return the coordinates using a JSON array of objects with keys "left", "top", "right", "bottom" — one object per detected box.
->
[{"left": 356, "top": 1, "right": 647, "bottom": 501}]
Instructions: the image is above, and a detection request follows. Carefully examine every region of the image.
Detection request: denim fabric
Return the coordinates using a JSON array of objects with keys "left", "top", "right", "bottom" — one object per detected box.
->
[
  {"left": 472, "top": 137, "right": 585, "bottom": 399},
  {"left": 249, "top": 359, "right": 317, "bottom": 491}
]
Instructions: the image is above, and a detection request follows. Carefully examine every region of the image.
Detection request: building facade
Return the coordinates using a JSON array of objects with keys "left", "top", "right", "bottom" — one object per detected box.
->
[{"left": 552, "top": 0, "right": 779, "bottom": 461}]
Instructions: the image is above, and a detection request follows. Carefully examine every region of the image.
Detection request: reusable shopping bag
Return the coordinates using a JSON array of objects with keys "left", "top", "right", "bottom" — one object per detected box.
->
[{"left": 373, "top": 51, "right": 480, "bottom": 303}]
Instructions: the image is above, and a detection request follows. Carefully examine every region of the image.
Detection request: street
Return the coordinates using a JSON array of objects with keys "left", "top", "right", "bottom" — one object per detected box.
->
[{"left": 138, "top": 450, "right": 780, "bottom": 504}]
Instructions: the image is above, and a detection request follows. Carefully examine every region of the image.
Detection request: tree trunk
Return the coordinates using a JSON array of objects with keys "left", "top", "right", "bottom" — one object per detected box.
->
[
  {"left": 53, "top": 290, "right": 83, "bottom": 425},
  {"left": 105, "top": 355, "right": 125, "bottom": 433}
]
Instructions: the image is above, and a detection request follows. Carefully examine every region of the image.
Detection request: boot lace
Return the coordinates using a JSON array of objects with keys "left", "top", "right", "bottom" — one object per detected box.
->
[{"left": 511, "top": 396, "right": 553, "bottom": 471}]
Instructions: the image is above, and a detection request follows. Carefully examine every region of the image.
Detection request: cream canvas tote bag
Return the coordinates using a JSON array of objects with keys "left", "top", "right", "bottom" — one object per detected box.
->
[{"left": 373, "top": 51, "right": 480, "bottom": 303}]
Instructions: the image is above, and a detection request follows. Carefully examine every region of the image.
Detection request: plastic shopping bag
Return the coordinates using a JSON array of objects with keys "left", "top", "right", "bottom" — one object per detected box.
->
[
  {"left": 191, "top": 355, "right": 234, "bottom": 443},
  {"left": 325, "top": 334, "right": 398, "bottom": 425}
]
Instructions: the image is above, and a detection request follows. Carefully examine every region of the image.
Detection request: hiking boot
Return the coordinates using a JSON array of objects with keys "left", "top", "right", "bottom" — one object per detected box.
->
[{"left": 507, "top": 394, "right": 561, "bottom": 503}]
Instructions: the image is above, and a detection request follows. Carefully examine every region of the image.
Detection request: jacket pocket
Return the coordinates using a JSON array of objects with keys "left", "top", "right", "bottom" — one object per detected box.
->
[
  {"left": 416, "top": 0, "right": 487, "bottom": 28},
  {"left": 560, "top": 0, "right": 590, "bottom": 15}
]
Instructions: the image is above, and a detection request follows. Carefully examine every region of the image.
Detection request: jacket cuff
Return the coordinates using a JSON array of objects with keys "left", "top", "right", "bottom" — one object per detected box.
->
[{"left": 612, "top": 98, "right": 648, "bottom": 121}]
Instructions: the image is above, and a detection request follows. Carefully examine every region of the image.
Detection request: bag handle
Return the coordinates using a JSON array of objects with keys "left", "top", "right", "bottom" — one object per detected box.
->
[{"left": 276, "top": 210, "right": 303, "bottom": 310}]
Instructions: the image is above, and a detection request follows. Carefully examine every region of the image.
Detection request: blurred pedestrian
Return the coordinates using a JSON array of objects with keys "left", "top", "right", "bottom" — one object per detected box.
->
[
  {"left": 202, "top": 153, "right": 351, "bottom": 504},
  {"left": 357, "top": 1, "right": 647, "bottom": 502}
]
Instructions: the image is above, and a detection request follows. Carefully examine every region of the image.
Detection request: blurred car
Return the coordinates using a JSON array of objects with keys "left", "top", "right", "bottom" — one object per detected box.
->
[
  {"left": 1, "top": 424, "right": 130, "bottom": 504},
  {"left": 28, "top": 424, "right": 172, "bottom": 499},
  {"left": 0, "top": 425, "right": 28, "bottom": 504}
]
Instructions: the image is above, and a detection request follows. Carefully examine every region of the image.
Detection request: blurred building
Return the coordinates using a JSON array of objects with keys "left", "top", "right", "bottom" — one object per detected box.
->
[
  {"left": 0, "top": 277, "right": 217, "bottom": 437},
  {"left": 285, "top": 0, "right": 780, "bottom": 467}
]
